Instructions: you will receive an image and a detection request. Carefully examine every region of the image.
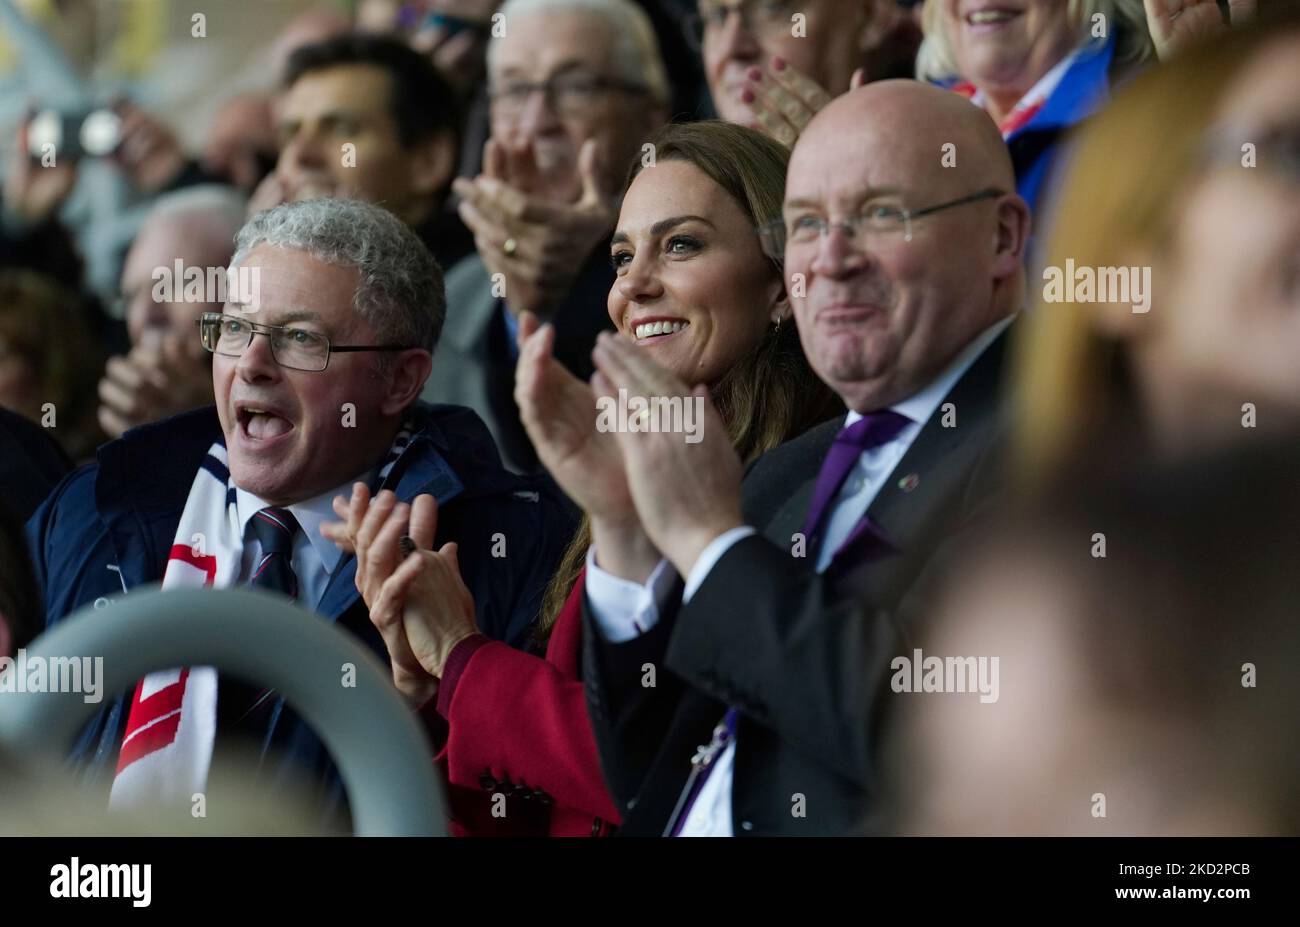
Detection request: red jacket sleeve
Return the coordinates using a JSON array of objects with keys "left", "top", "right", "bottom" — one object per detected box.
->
[{"left": 434, "top": 576, "right": 623, "bottom": 825}]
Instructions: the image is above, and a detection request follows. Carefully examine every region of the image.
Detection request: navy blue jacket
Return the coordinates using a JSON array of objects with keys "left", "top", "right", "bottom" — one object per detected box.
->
[{"left": 26, "top": 402, "right": 575, "bottom": 821}]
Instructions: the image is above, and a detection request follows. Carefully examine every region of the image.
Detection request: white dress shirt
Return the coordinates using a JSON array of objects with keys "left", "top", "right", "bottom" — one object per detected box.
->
[
  {"left": 234, "top": 476, "right": 368, "bottom": 609},
  {"left": 585, "top": 316, "right": 1012, "bottom": 835}
]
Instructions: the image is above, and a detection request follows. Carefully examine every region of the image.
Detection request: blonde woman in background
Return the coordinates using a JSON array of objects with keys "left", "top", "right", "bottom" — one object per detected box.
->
[{"left": 918, "top": 0, "right": 1155, "bottom": 213}]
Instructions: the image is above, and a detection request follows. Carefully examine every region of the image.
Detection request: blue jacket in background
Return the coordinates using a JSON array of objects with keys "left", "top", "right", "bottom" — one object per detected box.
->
[
  {"left": 936, "top": 33, "right": 1119, "bottom": 219},
  {"left": 25, "top": 401, "right": 576, "bottom": 824},
  {"left": 1006, "top": 34, "right": 1117, "bottom": 217}
]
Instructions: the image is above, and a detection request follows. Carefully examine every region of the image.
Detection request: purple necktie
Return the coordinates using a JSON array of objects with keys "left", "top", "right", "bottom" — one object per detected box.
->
[{"left": 801, "top": 411, "right": 911, "bottom": 547}]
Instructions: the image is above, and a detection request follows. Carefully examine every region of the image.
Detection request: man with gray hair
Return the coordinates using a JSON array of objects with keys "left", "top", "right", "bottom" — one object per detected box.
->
[
  {"left": 27, "top": 197, "right": 574, "bottom": 823},
  {"left": 423, "top": 0, "right": 670, "bottom": 472}
]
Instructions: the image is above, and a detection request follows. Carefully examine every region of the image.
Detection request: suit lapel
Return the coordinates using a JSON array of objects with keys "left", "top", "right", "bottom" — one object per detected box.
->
[
  {"left": 833, "top": 328, "right": 1010, "bottom": 594},
  {"left": 266, "top": 423, "right": 470, "bottom": 749},
  {"left": 751, "top": 418, "right": 840, "bottom": 549},
  {"left": 761, "top": 478, "right": 817, "bottom": 549}
]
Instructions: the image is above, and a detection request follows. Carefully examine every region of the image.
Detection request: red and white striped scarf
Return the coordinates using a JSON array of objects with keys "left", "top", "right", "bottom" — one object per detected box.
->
[
  {"left": 109, "top": 422, "right": 416, "bottom": 812},
  {"left": 109, "top": 443, "right": 238, "bottom": 811}
]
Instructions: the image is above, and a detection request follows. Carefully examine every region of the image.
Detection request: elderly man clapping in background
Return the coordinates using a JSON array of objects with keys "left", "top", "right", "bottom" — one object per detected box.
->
[
  {"left": 96, "top": 185, "right": 247, "bottom": 439},
  {"left": 423, "top": 0, "right": 670, "bottom": 472}
]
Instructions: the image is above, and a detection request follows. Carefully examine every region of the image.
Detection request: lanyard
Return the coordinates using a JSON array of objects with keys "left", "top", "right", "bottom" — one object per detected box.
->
[{"left": 665, "top": 707, "right": 739, "bottom": 837}]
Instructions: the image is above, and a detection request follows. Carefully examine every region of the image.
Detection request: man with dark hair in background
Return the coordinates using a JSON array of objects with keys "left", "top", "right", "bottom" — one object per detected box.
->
[{"left": 250, "top": 33, "right": 474, "bottom": 271}]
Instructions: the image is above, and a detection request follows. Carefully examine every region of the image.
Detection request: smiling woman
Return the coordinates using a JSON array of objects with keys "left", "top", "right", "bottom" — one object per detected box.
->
[
  {"left": 544, "top": 120, "right": 843, "bottom": 626},
  {"left": 919, "top": 0, "right": 1155, "bottom": 213}
]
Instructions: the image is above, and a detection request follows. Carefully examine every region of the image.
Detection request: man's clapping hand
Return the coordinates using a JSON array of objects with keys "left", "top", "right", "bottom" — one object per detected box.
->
[
  {"left": 97, "top": 331, "right": 213, "bottom": 438},
  {"left": 453, "top": 137, "right": 618, "bottom": 318}
]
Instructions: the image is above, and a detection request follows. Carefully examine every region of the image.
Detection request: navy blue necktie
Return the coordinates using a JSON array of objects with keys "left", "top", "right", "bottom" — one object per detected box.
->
[
  {"left": 223, "top": 506, "right": 300, "bottom": 730},
  {"left": 246, "top": 506, "right": 300, "bottom": 600}
]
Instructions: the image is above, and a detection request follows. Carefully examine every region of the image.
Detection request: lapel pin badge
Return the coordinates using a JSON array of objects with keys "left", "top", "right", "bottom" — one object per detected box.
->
[{"left": 898, "top": 472, "right": 920, "bottom": 493}]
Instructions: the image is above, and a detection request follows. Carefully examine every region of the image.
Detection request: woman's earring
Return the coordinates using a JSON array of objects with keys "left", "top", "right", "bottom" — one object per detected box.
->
[{"left": 772, "top": 314, "right": 783, "bottom": 334}]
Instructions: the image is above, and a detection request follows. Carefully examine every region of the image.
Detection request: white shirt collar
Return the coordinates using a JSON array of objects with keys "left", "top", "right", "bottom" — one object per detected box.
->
[
  {"left": 234, "top": 474, "right": 372, "bottom": 577},
  {"left": 845, "top": 315, "right": 1014, "bottom": 430}
]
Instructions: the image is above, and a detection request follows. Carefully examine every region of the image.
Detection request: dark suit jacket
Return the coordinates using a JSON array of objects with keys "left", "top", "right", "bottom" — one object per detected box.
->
[{"left": 583, "top": 327, "right": 1012, "bottom": 836}]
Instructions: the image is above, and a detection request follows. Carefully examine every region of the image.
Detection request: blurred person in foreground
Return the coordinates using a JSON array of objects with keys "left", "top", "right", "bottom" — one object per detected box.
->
[
  {"left": 694, "top": 0, "right": 923, "bottom": 145},
  {"left": 0, "top": 270, "right": 104, "bottom": 461},
  {"left": 513, "top": 81, "right": 1028, "bottom": 835},
  {"left": 886, "top": 437, "right": 1300, "bottom": 835},
  {"left": 97, "top": 185, "right": 247, "bottom": 439},
  {"left": 0, "top": 526, "right": 323, "bottom": 837},
  {"left": 918, "top": 0, "right": 1155, "bottom": 213},
  {"left": 884, "top": 11, "right": 1300, "bottom": 837},
  {"left": 423, "top": 0, "right": 670, "bottom": 472},
  {"left": 326, "top": 121, "right": 840, "bottom": 835},
  {"left": 1014, "top": 8, "right": 1300, "bottom": 485},
  {"left": 26, "top": 198, "right": 571, "bottom": 824}
]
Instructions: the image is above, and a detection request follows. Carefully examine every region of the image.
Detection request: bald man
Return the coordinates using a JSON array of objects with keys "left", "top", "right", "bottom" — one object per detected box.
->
[{"left": 574, "top": 81, "right": 1031, "bottom": 835}]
